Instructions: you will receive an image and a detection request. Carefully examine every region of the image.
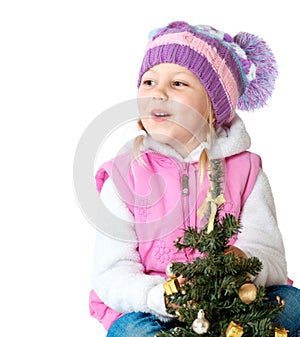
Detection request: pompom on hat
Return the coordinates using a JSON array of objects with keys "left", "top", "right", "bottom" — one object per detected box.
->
[{"left": 137, "top": 21, "right": 278, "bottom": 129}]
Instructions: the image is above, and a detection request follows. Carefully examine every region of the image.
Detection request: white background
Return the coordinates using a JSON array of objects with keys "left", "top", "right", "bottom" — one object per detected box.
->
[{"left": 1, "top": 1, "right": 299, "bottom": 336}]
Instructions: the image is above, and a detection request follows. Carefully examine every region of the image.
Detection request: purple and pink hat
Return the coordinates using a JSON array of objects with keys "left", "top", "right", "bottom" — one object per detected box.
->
[{"left": 137, "top": 21, "right": 278, "bottom": 129}]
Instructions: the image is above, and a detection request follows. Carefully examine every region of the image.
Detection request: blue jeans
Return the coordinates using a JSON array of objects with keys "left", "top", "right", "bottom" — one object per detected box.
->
[
  {"left": 106, "top": 311, "right": 172, "bottom": 337},
  {"left": 107, "top": 285, "right": 300, "bottom": 337},
  {"left": 266, "top": 285, "right": 300, "bottom": 336}
]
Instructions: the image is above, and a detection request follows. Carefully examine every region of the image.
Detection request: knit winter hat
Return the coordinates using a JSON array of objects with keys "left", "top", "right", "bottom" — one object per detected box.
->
[{"left": 137, "top": 21, "right": 278, "bottom": 129}]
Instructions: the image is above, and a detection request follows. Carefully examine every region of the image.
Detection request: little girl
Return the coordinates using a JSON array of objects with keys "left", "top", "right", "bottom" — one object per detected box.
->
[{"left": 89, "top": 21, "right": 300, "bottom": 336}]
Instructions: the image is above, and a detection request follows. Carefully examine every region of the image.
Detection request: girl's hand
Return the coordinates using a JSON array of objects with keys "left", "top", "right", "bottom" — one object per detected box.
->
[
  {"left": 224, "top": 245, "right": 248, "bottom": 259},
  {"left": 177, "top": 275, "right": 186, "bottom": 286}
]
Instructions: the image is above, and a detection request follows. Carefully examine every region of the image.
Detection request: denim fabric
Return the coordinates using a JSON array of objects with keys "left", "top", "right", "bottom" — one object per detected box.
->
[
  {"left": 106, "top": 312, "right": 171, "bottom": 337},
  {"left": 107, "top": 285, "right": 300, "bottom": 337},
  {"left": 266, "top": 285, "right": 300, "bottom": 337}
]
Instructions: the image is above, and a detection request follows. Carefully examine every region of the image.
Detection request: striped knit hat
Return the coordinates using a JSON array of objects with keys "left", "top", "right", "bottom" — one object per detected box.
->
[{"left": 137, "top": 21, "right": 278, "bottom": 129}]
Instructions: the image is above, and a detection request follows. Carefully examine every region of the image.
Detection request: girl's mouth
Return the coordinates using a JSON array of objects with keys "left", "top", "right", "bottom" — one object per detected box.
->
[{"left": 151, "top": 109, "right": 171, "bottom": 122}]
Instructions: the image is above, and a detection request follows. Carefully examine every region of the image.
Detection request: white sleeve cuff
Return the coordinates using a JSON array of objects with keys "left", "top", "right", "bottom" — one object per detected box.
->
[{"left": 147, "top": 284, "right": 174, "bottom": 320}]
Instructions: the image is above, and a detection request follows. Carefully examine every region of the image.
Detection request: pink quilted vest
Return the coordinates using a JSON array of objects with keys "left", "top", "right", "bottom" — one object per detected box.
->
[{"left": 89, "top": 149, "right": 261, "bottom": 330}]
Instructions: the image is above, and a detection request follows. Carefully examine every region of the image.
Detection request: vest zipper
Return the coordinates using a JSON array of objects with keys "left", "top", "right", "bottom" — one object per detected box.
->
[
  {"left": 182, "top": 174, "right": 189, "bottom": 196},
  {"left": 181, "top": 163, "right": 192, "bottom": 261}
]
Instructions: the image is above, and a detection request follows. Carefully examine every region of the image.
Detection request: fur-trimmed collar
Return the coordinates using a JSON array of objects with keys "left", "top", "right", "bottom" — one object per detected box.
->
[{"left": 142, "top": 114, "right": 251, "bottom": 163}]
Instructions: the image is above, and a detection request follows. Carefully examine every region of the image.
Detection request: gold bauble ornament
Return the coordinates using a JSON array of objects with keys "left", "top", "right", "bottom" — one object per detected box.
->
[
  {"left": 192, "top": 309, "right": 210, "bottom": 334},
  {"left": 238, "top": 282, "right": 257, "bottom": 304}
]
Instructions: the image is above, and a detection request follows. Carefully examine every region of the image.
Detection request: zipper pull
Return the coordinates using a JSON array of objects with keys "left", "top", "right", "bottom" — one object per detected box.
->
[{"left": 182, "top": 174, "right": 189, "bottom": 196}]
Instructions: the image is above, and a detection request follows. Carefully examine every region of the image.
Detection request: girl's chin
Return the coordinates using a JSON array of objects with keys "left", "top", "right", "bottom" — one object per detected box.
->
[
  {"left": 151, "top": 133, "right": 189, "bottom": 149},
  {"left": 149, "top": 131, "right": 178, "bottom": 143}
]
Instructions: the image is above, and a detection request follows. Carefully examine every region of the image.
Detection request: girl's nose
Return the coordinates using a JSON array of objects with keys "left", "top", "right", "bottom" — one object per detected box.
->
[
  {"left": 153, "top": 86, "right": 168, "bottom": 101},
  {"left": 153, "top": 95, "right": 168, "bottom": 101}
]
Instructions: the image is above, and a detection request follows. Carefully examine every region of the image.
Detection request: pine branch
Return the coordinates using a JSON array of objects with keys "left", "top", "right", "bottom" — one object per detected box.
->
[
  {"left": 175, "top": 212, "right": 242, "bottom": 255},
  {"left": 156, "top": 160, "right": 284, "bottom": 336}
]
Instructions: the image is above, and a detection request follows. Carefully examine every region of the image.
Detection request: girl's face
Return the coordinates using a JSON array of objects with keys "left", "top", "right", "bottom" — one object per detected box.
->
[{"left": 137, "top": 63, "right": 211, "bottom": 157}]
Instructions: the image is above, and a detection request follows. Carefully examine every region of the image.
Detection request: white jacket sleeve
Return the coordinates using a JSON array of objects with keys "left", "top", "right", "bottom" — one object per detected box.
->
[
  {"left": 235, "top": 169, "right": 288, "bottom": 287},
  {"left": 91, "top": 178, "right": 171, "bottom": 320}
]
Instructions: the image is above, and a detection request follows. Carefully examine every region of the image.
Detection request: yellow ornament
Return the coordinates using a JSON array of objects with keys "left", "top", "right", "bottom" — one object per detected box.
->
[
  {"left": 163, "top": 262, "right": 180, "bottom": 295},
  {"left": 226, "top": 321, "right": 244, "bottom": 337},
  {"left": 274, "top": 327, "right": 289, "bottom": 337},
  {"left": 192, "top": 309, "right": 210, "bottom": 334},
  {"left": 163, "top": 277, "right": 180, "bottom": 295},
  {"left": 238, "top": 282, "right": 257, "bottom": 304}
]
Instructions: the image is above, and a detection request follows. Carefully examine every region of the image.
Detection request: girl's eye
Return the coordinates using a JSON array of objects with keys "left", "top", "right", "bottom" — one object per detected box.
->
[
  {"left": 173, "top": 81, "right": 186, "bottom": 87},
  {"left": 143, "top": 80, "right": 155, "bottom": 86}
]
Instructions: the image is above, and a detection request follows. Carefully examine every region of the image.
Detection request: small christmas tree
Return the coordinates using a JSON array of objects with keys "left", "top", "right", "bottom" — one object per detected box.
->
[{"left": 156, "top": 160, "right": 287, "bottom": 337}]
